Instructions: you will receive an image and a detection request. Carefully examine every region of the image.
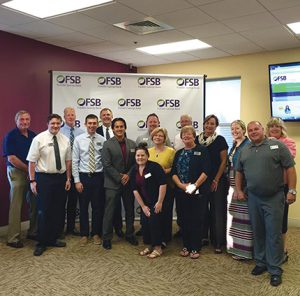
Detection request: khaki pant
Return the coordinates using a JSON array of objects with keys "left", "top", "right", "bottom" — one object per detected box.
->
[{"left": 7, "top": 166, "right": 37, "bottom": 243}]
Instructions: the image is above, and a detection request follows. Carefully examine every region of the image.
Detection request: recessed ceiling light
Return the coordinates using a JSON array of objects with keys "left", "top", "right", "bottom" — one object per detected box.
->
[
  {"left": 287, "top": 22, "right": 300, "bottom": 34},
  {"left": 136, "top": 39, "right": 211, "bottom": 55},
  {"left": 2, "top": 0, "right": 113, "bottom": 19}
]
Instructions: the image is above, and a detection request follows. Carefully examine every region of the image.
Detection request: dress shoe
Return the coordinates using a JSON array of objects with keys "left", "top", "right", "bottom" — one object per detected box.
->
[
  {"left": 26, "top": 234, "right": 38, "bottom": 241},
  {"left": 126, "top": 236, "right": 139, "bottom": 246},
  {"left": 66, "top": 228, "right": 81, "bottom": 236},
  {"left": 135, "top": 228, "right": 143, "bottom": 236},
  {"left": 201, "top": 238, "right": 209, "bottom": 247},
  {"left": 34, "top": 245, "right": 46, "bottom": 256},
  {"left": 251, "top": 265, "right": 267, "bottom": 276},
  {"left": 80, "top": 236, "right": 88, "bottom": 247},
  {"left": 270, "top": 274, "right": 282, "bottom": 287},
  {"left": 93, "top": 235, "right": 102, "bottom": 245},
  {"left": 7, "top": 241, "right": 24, "bottom": 248},
  {"left": 115, "top": 229, "right": 125, "bottom": 238},
  {"left": 282, "top": 251, "right": 289, "bottom": 264},
  {"left": 103, "top": 240, "right": 112, "bottom": 250},
  {"left": 52, "top": 240, "right": 66, "bottom": 247}
]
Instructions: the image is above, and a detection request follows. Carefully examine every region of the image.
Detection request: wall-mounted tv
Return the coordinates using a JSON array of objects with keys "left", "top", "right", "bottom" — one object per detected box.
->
[{"left": 269, "top": 61, "right": 300, "bottom": 121}]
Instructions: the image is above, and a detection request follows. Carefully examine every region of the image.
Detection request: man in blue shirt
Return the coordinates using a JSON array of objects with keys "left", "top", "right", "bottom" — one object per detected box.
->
[
  {"left": 3, "top": 110, "right": 37, "bottom": 248},
  {"left": 72, "top": 114, "right": 106, "bottom": 246},
  {"left": 60, "top": 107, "right": 84, "bottom": 235}
]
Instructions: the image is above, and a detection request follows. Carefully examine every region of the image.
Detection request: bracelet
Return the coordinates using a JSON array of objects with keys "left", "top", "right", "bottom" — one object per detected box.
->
[
  {"left": 29, "top": 180, "right": 36, "bottom": 183},
  {"left": 213, "top": 179, "right": 218, "bottom": 184}
]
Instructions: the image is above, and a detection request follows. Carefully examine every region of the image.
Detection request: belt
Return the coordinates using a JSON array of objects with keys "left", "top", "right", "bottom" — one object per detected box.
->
[{"left": 79, "top": 172, "right": 103, "bottom": 178}]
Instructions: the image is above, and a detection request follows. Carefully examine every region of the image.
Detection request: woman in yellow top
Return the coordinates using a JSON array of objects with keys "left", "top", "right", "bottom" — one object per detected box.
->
[{"left": 148, "top": 127, "right": 175, "bottom": 247}]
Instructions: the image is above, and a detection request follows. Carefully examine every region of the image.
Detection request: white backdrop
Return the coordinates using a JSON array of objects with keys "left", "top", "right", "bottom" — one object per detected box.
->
[{"left": 52, "top": 71, "right": 204, "bottom": 141}]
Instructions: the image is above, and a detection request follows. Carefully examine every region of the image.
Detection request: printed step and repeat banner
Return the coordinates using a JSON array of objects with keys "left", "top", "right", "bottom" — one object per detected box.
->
[{"left": 52, "top": 71, "right": 205, "bottom": 142}]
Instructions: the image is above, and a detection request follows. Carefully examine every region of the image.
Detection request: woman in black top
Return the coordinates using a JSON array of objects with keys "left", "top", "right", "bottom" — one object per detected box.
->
[
  {"left": 195, "top": 114, "right": 229, "bottom": 253},
  {"left": 130, "top": 144, "right": 167, "bottom": 259},
  {"left": 171, "top": 126, "right": 211, "bottom": 259}
]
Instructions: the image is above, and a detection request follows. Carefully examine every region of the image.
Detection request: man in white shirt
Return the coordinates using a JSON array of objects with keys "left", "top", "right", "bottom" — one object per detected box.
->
[
  {"left": 72, "top": 114, "right": 106, "bottom": 246},
  {"left": 27, "top": 114, "right": 72, "bottom": 256},
  {"left": 173, "top": 114, "right": 193, "bottom": 151},
  {"left": 96, "top": 108, "right": 124, "bottom": 238},
  {"left": 60, "top": 107, "right": 84, "bottom": 236}
]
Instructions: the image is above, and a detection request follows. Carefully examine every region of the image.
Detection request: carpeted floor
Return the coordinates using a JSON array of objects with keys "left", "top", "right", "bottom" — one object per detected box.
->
[{"left": 0, "top": 225, "right": 299, "bottom": 296}]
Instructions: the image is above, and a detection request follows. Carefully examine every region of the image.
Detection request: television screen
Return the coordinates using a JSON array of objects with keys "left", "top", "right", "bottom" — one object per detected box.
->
[{"left": 269, "top": 61, "right": 300, "bottom": 121}]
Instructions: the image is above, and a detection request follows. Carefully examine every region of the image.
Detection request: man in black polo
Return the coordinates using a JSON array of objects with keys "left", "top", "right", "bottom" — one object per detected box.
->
[{"left": 3, "top": 110, "right": 37, "bottom": 248}]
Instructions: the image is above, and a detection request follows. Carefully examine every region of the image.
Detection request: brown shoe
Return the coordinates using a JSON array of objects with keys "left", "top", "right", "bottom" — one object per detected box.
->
[
  {"left": 80, "top": 236, "right": 88, "bottom": 247},
  {"left": 93, "top": 235, "right": 101, "bottom": 245}
]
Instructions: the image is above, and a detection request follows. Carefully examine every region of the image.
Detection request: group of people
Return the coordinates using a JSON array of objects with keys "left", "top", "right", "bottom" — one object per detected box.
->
[{"left": 3, "top": 108, "right": 297, "bottom": 287}]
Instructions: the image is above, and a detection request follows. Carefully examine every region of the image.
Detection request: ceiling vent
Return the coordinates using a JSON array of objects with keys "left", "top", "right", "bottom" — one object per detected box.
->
[{"left": 114, "top": 17, "right": 173, "bottom": 35}]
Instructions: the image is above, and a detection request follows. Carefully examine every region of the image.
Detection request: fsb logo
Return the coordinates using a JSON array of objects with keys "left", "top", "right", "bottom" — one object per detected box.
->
[
  {"left": 118, "top": 98, "right": 141, "bottom": 107},
  {"left": 176, "top": 120, "right": 199, "bottom": 129},
  {"left": 157, "top": 99, "right": 180, "bottom": 108},
  {"left": 137, "top": 120, "right": 146, "bottom": 129},
  {"left": 98, "top": 76, "right": 121, "bottom": 85},
  {"left": 57, "top": 75, "right": 81, "bottom": 84},
  {"left": 138, "top": 77, "right": 161, "bottom": 86},
  {"left": 176, "top": 78, "right": 199, "bottom": 87},
  {"left": 77, "top": 98, "right": 101, "bottom": 107}
]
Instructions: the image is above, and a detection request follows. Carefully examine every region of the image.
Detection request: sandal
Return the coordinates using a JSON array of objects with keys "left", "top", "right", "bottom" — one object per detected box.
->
[
  {"left": 180, "top": 247, "right": 189, "bottom": 257},
  {"left": 139, "top": 248, "right": 151, "bottom": 256},
  {"left": 147, "top": 249, "right": 162, "bottom": 259},
  {"left": 190, "top": 250, "right": 200, "bottom": 259}
]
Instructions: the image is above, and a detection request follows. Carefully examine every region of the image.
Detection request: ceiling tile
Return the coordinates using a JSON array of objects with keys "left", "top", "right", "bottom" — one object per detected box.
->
[
  {"left": 0, "top": 7, "right": 36, "bottom": 26},
  {"left": 82, "top": 2, "right": 146, "bottom": 25},
  {"left": 199, "top": 0, "right": 265, "bottom": 20},
  {"left": 271, "top": 5, "right": 300, "bottom": 24},
  {"left": 223, "top": 12, "right": 281, "bottom": 32},
  {"left": 118, "top": 0, "right": 193, "bottom": 15},
  {"left": 190, "top": 47, "right": 231, "bottom": 58},
  {"left": 180, "top": 22, "right": 233, "bottom": 38},
  {"left": 155, "top": 7, "right": 214, "bottom": 28},
  {"left": 258, "top": 0, "right": 300, "bottom": 10}
]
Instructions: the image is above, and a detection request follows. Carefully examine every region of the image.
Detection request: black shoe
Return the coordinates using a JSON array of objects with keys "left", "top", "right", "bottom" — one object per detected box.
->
[
  {"left": 7, "top": 241, "right": 24, "bottom": 248},
  {"left": 103, "top": 240, "right": 112, "bottom": 250},
  {"left": 251, "top": 265, "right": 268, "bottom": 276},
  {"left": 34, "top": 245, "right": 46, "bottom": 256},
  {"left": 283, "top": 251, "right": 289, "bottom": 264},
  {"left": 161, "top": 242, "right": 167, "bottom": 249},
  {"left": 66, "top": 229, "right": 81, "bottom": 236},
  {"left": 270, "top": 274, "right": 282, "bottom": 287},
  {"left": 126, "top": 236, "right": 139, "bottom": 246},
  {"left": 52, "top": 240, "right": 66, "bottom": 247},
  {"left": 135, "top": 229, "right": 142, "bottom": 236},
  {"left": 26, "top": 234, "right": 38, "bottom": 241},
  {"left": 115, "top": 229, "right": 125, "bottom": 238},
  {"left": 202, "top": 238, "right": 209, "bottom": 247},
  {"left": 173, "top": 230, "right": 182, "bottom": 238}
]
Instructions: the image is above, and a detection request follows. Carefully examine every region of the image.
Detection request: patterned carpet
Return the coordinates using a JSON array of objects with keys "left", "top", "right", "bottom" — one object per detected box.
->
[{"left": 0, "top": 225, "right": 299, "bottom": 296}]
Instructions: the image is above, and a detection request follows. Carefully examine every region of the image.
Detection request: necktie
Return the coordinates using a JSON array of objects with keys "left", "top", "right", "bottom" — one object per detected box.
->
[
  {"left": 53, "top": 135, "right": 62, "bottom": 171},
  {"left": 88, "top": 136, "right": 96, "bottom": 173},
  {"left": 70, "top": 127, "right": 75, "bottom": 150},
  {"left": 106, "top": 127, "right": 110, "bottom": 140}
]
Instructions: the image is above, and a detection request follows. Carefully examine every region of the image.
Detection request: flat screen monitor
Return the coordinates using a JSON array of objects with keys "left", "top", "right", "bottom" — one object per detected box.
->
[{"left": 269, "top": 61, "right": 300, "bottom": 121}]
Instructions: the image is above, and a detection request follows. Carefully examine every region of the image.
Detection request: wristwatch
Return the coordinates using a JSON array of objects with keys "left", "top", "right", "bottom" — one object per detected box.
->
[{"left": 288, "top": 189, "right": 297, "bottom": 195}]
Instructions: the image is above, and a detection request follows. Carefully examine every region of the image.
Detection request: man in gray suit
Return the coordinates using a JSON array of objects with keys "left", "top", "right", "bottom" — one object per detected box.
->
[{"left": 102, "top": 117, "right": 138, "bottom": 249}]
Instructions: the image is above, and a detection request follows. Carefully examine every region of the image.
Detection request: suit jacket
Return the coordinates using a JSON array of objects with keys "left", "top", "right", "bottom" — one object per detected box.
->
[
  {"left": 96, "top": 125, "right": 105, "bottom": 137},
  {"left": 102, "top": 136, "right": 136, "bottom": 189}
]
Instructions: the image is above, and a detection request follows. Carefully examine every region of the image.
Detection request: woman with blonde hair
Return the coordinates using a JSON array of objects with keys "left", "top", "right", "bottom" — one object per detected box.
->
[
  {"left": 227, "top": 120, "right": 253, "bottom": 260},
  {"left": 148, "top": 127, "right": 175, "bottom": 247},
  {"left": 266, "top": 117, "right": 296, "bottom": 261}
]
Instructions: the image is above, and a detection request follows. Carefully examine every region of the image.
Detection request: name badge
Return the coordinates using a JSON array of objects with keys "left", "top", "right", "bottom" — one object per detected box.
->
[
  {"left": 270, "top": 145, "right": 279, "bottom": 150},
  {"left": 194, "top": 151, "right": 201, "bottom": 156},
  {"left": 144, "top": 173, "right": 152, "bottom": 179},
  {"left": 130, "top": 149, "right": 135, "bottom": 152},
  {"left": 48, "top": 143, "right": 54, "bottom": 147}
]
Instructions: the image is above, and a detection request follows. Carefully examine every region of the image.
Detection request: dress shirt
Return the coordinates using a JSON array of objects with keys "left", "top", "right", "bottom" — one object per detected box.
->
[
  {"left": 72, "top": 132, "right": 106, "bottom": 183},
  {"left": 173, "top": 133, "right": 184, "bottom": 151},
  {"left": 27, "top": 130, "right": 71, "bottom": 173},
  {"left": 60, "top": 123, "right": 84, "bottom": 139}
]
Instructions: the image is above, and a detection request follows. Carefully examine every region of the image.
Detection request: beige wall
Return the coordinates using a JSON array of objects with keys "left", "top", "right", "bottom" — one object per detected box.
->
[{"left": 138, "top": 48, "right": 300, "bottom": 225}]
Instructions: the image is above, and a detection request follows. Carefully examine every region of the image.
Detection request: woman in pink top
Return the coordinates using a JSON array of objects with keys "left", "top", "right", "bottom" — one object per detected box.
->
[{"left": 266, "top": 117, "right": 296, "bottom": 261}]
